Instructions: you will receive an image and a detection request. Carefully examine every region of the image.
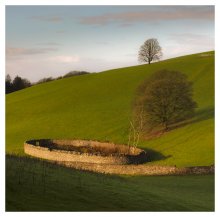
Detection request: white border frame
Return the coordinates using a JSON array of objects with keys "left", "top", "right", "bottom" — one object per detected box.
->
[{"left": 1, "top": 1, "right": 218, "bottom": 216}]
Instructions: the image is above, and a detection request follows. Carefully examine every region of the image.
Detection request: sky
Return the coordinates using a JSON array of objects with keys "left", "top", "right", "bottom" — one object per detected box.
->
[{"left": 6, "top": 5, "right": 214, "bottom": 82}]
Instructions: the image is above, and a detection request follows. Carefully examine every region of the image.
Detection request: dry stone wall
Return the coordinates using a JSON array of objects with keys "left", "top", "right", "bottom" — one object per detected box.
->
[
  {"left": 24, "top": 140, "right": 214, "bottom": 175},
  {"left": 59, "top": 161, "right": 214, "bottom": 175},
  {"left": 24, "top": 140, "right": 147, "bottom": 165}
]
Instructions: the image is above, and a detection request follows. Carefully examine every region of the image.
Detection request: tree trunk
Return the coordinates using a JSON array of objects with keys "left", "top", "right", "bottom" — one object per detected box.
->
[{"left": 164, "top": 122, "right": 168, "bottom": 131}]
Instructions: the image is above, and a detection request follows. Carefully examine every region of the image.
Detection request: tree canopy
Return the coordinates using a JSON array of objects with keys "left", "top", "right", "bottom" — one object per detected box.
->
[
  {"left": 5, "top": 75, "right": 31, "bottom": 94},
  {"left": 138, "top": 38, "right": 162, "bottom": 64},
  {"left": 134, "top": 70, "right": 197, "bottom": 131}
]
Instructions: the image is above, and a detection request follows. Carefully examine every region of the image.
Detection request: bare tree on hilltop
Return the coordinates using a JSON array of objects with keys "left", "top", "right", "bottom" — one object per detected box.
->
[{"left": 138, "top": 38, "right": 162, "bottom": 64}]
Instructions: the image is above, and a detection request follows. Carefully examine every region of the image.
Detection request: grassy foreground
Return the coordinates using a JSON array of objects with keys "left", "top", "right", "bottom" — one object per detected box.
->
[
  {"left": 6, "top": 155, "right": 214, "bottom": 211},
  {"left": 6, "top": 51, "right": 214, "bottom": 167}
]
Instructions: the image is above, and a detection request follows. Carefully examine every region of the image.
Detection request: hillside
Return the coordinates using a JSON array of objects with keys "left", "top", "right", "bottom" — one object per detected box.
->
[{"left": 6, "top": 51, "right": 214, "bottom": 167}]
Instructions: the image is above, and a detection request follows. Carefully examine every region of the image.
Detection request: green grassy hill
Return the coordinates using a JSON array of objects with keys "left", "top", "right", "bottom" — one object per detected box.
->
[
  {"left": 6, "top": 51, "right": 215, "bottom": 211},
  {"left": 6, "top": 51, "right": 214, "bottom": 167}
]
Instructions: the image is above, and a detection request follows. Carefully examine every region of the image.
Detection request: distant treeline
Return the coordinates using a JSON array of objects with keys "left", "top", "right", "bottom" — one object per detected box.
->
[
  {"left": 6, "top": 75, "right": 31, "bottom": 94},
  {"left": 5, "top": 71, "right": 90, "bottom": 94}
]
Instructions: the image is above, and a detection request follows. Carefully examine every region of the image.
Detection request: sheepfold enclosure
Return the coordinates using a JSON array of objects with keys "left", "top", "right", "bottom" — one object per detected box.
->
[{"left": 24, "top": 139, "right": 148, "bottom": 165}]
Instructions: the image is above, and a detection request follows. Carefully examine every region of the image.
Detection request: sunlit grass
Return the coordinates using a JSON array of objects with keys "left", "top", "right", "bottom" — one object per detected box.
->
[{"left": 6, "top": 51, "right": 214, "bottom": 167}]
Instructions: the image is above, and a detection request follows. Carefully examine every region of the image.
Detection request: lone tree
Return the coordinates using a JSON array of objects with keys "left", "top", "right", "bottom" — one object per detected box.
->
[
  {"left": 134, "top": 70, "right": 197, "bottom": 131},
  {"left": 138, "top": 38, "right": 162, "bottom": 64}
]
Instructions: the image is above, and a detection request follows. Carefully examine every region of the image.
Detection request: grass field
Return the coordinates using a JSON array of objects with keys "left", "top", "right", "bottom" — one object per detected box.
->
[
  {"left": 6, "top": 51, "right": 214, "bottom": 167},
  {"left": 6, "top": 51, "right": 215, "bottom": 211},
  {"left": 6, "top": 155, "right": 214, "bottom": 211}
]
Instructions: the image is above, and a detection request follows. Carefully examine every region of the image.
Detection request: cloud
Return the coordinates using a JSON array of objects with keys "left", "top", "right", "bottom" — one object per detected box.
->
[
  {"left": 79, "top": 6, "right": 214, "bottom": 26},
  {"left": 6, "top": 55, "right": 80, "bottom": 82},
  {"left": 164, "top": 33, "right": 214, "bottom": 59},
  {"left": 169, "top": 33, "right": 214, "bottom": 47},
  {"left": 6, "top": 47, "right": 58, "bottom": 57},
  {"left": 6, "top": 55, "right": 136, "bottom": 82},
  {"left": 95, "top": 41, "right": 111, "bottom": 45},
  {"left": 49, "top": 55, "right": 80, "bottom": 63},
  {"left": 125, "top": 53, "right": 137, "bottom": 57},
  {"left": 30, "top": 15, "right": 62, "bottom": 23},
  {"left": 56, "top": 30, "right": 66, "bottom": 34},
  {"left": 119, "top": 23, "right": 133, "bottom": 28},
  {"left": 36, "top": 42, "right": 62, "bottom": 46}
]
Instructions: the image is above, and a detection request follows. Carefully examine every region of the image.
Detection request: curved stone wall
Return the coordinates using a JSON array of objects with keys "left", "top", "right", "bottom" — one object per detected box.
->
[
  {"left": 24, "top": 139, "right": 147, "bottom": 165},
  {"left": 58, "top": 161, "right": 215, "bottom": 175},
  {"left": 24, "top": 139, "right": 214, "bottom": 176}
]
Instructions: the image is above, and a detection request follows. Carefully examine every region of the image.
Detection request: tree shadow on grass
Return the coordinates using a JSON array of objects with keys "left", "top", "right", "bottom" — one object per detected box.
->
[
  {"left": 142, "top": 107, "right": 214, "bottom": 141},
  {"left": 141, "top": 147, "right": 172, "bottom": 163},
  {"left": 168, "top": 106, "right": 214, "bottom": 131}
]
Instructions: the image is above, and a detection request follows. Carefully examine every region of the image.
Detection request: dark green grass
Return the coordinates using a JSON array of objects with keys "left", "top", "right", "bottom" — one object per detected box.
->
[
  {"left": 6, "top": 155, "right": 214, "bottom": 211},
  {"left": 6, "top": 51, "right": 214, "bottom": 167}
]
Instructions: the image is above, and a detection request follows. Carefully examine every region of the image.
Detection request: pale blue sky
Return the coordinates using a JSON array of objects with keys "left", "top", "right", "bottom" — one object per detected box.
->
[{"left": 6, "top": 6, "right": 214, "bottom": 81}]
